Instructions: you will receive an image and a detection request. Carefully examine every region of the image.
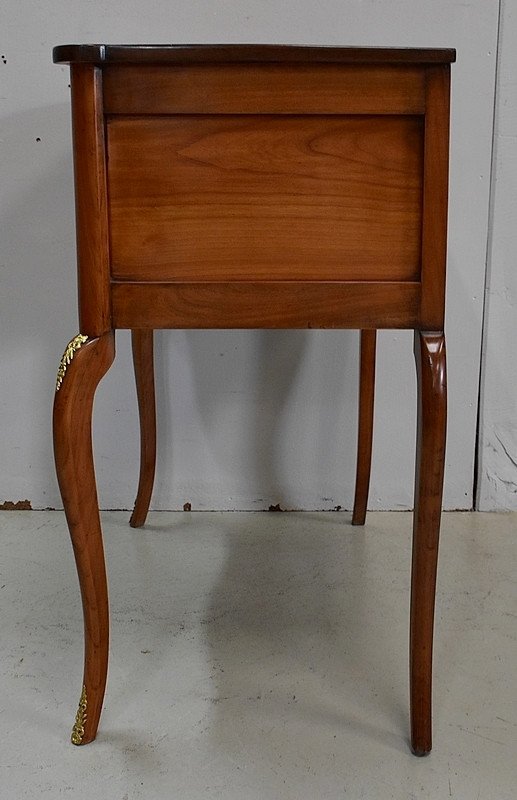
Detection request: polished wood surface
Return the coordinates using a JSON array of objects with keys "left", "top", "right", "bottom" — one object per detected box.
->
[
  {"left": 420, "top": 67, "right": 451, "bottom": 329},
  {"left": 53, "top": 45, "right": 452, "bottom": 752},
  {"left": 108, "top": 115, "right": 423, "bottom": 282},
  {"left": 129, "top": 330, "right": 156, "bottom": 528},
  {"left": 70, "top": 65, "right": 110, "bottom": 337},
  {"left": 103, "top": 64, "right": 426, "bottom": 115},
  {"left": 410, "top": 331, "right": 447, "bottom": 755},
  {"left": 111, "top": 281, "right": 421, "bottom": 330},
  {"left": 53, "top": 331, "right": 115, "bottom": 744},
  {"left": 352, "top": 330, "right": 377, "bottom": 526},
  {"left": 54, "top": 44, "right": 456, "bottom": 66}
]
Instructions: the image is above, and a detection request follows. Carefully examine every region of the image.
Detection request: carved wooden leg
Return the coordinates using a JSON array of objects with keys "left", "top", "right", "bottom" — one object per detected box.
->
[
  {"left": 352, "top": 329, "right": 377, "bottom": 525},
  {"left": 53, "top": 331, "right": 115, "bottom": 745},
  {"left": 410, "top": 331, "right": 447, "bottom": 755},
  {"left": 129, "top": 329, "right": 156, "bottom": 528}
]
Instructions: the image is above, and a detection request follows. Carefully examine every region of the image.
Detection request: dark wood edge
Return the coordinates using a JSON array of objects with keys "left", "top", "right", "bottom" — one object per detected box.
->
[{"left": 53, "top": 44, "right": 456, "bottom": 65}]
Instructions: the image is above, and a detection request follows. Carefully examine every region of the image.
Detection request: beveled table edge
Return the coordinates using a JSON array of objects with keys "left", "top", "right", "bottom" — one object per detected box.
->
[{"left": 53, "top": 43, "right": 456, "bottom": 65}]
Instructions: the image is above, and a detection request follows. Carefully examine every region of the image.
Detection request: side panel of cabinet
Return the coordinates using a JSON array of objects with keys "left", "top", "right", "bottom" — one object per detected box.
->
[{"left": 107, "top": 114, "right": 424, "bottom": 283}]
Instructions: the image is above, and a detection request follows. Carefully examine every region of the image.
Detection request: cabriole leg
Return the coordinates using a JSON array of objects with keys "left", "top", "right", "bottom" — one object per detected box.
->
[
  {"left": 410, "top": 331, "right": 447, "bottom": 755},
  {"left": 53, "top": 331, "right": 115, "bottom": 744}
]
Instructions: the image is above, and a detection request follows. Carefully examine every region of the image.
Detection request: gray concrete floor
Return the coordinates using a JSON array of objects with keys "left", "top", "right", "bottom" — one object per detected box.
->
[{"left": 1, "top": 511, "right": 516, "bottom": 799}]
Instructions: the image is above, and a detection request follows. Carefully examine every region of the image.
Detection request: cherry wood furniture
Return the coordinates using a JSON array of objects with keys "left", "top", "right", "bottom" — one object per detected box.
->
[{"left": 52, "top": 44, "right": 454, "bottom": 754}]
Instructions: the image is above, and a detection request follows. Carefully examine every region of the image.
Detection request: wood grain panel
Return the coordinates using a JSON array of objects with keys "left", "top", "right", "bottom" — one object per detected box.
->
[
  {"left": 108, "top": 115, "right": 424, "bottom": 282},
  {"left": 103, "top": 64, "right": 426, "bottom": 115},
  {"left": 111, "top": 282, "right": 421, "bottom": 329}
]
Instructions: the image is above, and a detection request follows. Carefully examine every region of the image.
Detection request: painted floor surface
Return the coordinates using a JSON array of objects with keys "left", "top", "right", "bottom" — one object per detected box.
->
[{"left": 1, "top": 511, "right": 516, "bottom": 799}]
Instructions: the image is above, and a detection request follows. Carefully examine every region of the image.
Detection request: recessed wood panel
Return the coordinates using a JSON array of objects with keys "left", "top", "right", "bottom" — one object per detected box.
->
[
  {"left": 107, "top": 114, "right": 424, "bottom": 282},
  {"left": 103, "top": 64, "right": 426, "bottom": 115}
]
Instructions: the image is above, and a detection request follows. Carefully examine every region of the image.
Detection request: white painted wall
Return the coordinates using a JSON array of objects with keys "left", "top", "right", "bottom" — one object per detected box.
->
[
  {"left": 0, "top": 1, "right": 500, "bottom": 511},
  {"left": 477, "top": 0, "right": 517, "bottom": 511}
]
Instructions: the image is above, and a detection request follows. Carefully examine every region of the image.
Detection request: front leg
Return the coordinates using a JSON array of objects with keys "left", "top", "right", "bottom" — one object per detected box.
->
[
  {"left": 410, "top": 331, "right": 447, "bottom": 755},
  {"left": 53, "top": 331, "right": 115, "bottom": 744}
]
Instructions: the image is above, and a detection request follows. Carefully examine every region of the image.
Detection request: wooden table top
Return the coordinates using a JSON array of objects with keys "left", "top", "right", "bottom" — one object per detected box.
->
[{"left": 53, "top": 43, "right": 456, "bottom": 66}]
